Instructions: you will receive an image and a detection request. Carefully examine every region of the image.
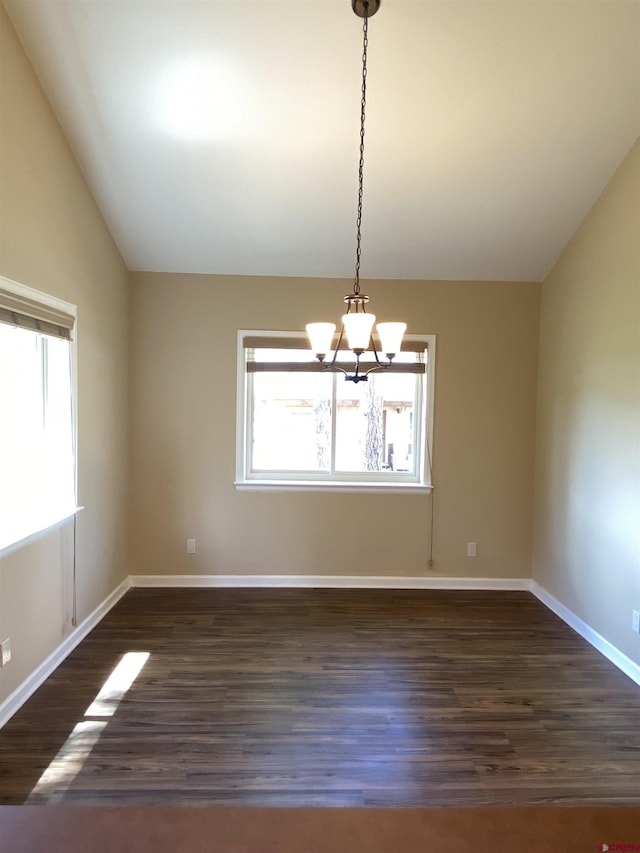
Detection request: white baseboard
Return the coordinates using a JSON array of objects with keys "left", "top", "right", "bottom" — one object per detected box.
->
[
  {"left": 530, "top": 580, "right": 640, "bottom": 688},
  {"left": 0, "top": 576, "right": 131, "bottom": 729},
  {"left": 129, "top": 574, "right": 531, "bottom": 590}
]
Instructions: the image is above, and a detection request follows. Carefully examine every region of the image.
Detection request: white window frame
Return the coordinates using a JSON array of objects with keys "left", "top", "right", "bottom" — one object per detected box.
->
[
  {"left": 0, "top": 275, "right": 79, "bottom": 558},
  {"left": 235, "top": 330, "right": 435, "bottom": 493}
]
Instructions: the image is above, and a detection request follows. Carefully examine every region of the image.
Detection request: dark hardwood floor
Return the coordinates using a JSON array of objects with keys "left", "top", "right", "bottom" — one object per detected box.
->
[{"left": 0, "top": 588, "right": 638, "bottom": 806}]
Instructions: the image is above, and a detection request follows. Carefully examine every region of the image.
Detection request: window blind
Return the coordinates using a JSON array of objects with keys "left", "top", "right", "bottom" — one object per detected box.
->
[
  {"left": 0, "top": 287, "right": 75, "bottom": 341},
  {"left": 244, "top": 334, "right": 427, "bottom": 374},
  {"left": 242, "top": 334, "right": 429, "bottom": 353},
  {"left": 246, "top": 361, "right": 425, "bottom": 374}
]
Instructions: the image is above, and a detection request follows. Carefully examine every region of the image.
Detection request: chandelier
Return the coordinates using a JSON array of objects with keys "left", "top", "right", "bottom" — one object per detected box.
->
[{"left": 306, "top": 0, "right": 406, "bottom": 384}]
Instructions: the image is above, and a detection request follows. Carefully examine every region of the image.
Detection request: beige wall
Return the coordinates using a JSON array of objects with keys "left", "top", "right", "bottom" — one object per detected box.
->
[
  {"left": 129, "top": 274, "right": 540, "bottom": 580},
  {"left": 0, "top": 6, "right": 129, "bottom": 705},
  {"left": 532, "top": 139, "right": 640, "bottom": 666}
]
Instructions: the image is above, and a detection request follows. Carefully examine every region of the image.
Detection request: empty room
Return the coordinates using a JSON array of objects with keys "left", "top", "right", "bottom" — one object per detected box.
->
[{"left": 0, "top": 0, "right": 639, "bottom": 850}]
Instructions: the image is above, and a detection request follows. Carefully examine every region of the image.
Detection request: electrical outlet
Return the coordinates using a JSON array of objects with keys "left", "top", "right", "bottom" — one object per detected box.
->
[
  {"left": 633, "top": 610, "right": 640, "bottom": 634},
  {"left": 186, "top": 538, "right": 196, "bottom": 554},
  {"left": 1, "top": 638, "right": 11, "bottom": 667},
  {"left": 466, "top": 542, "right": 477, "bottom": 558}
]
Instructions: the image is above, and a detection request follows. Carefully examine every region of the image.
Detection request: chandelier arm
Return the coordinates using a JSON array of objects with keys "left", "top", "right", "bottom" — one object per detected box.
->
[
  {"left": 362, "top": 363, "right": 389, "bottom": 378},
  {"left": 370, "top": 331, "right": 383, "bottom": 365},
  {"left": 322, "top": 364, "right": 349, "bottom": 378},
  {"left": 326, "top": 322, "right": 347, "bottom": 368}
]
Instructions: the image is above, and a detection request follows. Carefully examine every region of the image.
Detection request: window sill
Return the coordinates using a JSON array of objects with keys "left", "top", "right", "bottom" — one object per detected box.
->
[
  {"left": 235, "top": 481, "right": 433, "bottom": 494},
  {"left": 0, "top": 507, "right": 84, "bottom": 559}
]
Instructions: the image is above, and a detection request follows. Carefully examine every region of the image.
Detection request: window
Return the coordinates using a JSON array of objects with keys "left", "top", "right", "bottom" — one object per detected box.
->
[
  {"left": 0, "top": 278, "right": 77, "bottom": 554},
  {"left": 236, "top": 331, "right": 435, "bottom": 491}
]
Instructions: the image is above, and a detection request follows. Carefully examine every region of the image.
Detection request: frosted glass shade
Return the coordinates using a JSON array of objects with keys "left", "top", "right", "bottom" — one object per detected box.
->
[
  {"left": 306, "top": 322, "right": 336, "bottom": 356},
  {"left": 342, "top": 312, "right": 376, "bottom": 351},
  {"left": 376, "top": 322, "right": 406, "bottom": 356}
]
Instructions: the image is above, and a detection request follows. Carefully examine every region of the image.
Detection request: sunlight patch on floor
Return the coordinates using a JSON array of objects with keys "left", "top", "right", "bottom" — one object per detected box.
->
[
  {"left": 28, "top": 651, "right": 149, "bottom": 802},
  {"left": 85, "top": 651, "right": 150, "bottom": 717}
]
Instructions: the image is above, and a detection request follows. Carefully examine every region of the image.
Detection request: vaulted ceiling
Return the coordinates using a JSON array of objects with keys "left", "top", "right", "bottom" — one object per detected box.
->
[{"left": 5, "top": 0, "right": 640, "bottom": 281}]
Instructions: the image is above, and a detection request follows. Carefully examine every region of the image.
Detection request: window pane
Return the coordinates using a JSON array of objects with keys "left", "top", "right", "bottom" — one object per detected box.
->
[
  {"left": 43, "top": 336, "right": 75, "bottom": 518},
  {"left": 251, "top": 371, "right": 332, "bottom": 471},
  {"left": 0, "top": 325, "right": 75, "bottom": 550},
  {"left": 335, "top": 372, "right": 416, "bottom": 473},
  {"left": 0, "top": 326, "right": 45, "bottom": 540}
]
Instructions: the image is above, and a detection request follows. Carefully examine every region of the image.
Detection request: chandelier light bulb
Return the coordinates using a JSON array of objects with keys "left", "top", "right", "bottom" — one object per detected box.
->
[
  {"left": 306, "top": 322, "right": 336, "bottom": 358},
  {"left": 376, "top": 322, "right": 407, "bottom": 357},
  {"left": 342, "top": 312, "right": 376, "bottom": 352}
]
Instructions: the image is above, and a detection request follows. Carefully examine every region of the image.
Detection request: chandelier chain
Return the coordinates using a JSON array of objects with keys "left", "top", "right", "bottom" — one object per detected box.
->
[
  {"left": 353, "top": 11, "right": 369, "bottom": 297},
  {"left": 306, "top": 1, "right": 406, "bottom": 384}
]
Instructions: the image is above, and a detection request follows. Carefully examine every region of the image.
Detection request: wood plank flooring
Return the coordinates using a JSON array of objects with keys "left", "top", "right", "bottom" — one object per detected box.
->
[{"left": 0, "top": 588, "right": 638, "bottom": 806}]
